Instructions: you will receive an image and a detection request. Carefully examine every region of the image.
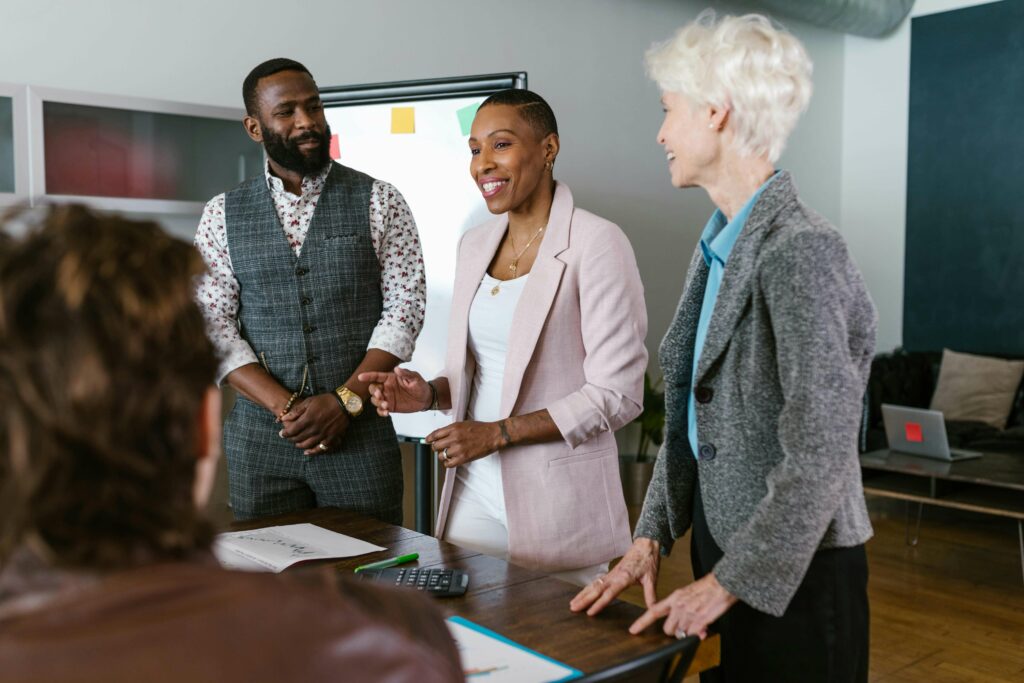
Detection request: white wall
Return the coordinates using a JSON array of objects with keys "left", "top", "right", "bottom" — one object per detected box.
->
[
  {"left": 0, "top": 0, "right": 847, "bottom": 370},
  {"left": 839, "top": 0, "right": 1005, "bottom": 353}
]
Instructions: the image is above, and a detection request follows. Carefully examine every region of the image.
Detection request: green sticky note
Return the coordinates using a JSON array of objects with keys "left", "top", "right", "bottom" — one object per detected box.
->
[{"left": 456, "top": 102, "right": 481, "bottom": 136}]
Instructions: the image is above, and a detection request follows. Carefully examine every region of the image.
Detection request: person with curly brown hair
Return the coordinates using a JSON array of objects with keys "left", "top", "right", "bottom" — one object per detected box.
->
[{"left": 0, "top": 205, "right": 461, "bottom": 683}]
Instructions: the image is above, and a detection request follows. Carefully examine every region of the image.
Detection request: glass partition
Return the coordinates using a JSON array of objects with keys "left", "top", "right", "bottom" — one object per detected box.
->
[{"left": 41, "top": 101, "right": 261, "bottom": 202}]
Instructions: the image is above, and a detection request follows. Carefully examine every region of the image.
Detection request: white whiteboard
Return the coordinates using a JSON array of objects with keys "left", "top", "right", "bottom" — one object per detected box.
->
[{"left": 324, "top": 95, "right": 493, "bottom": 438}]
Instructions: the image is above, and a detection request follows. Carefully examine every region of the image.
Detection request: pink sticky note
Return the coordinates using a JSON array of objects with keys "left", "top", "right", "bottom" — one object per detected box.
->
[
  {"left": 329, "top": 133, "right": 340, "bottom": 160},
  {"left": 904, "top": 422, "right": 923, "bottom": 443}
]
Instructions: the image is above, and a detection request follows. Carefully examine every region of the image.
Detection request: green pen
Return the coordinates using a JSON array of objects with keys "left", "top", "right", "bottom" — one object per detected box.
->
[{"left": 353, "top": 552, "right": 419, "bottom": 574}]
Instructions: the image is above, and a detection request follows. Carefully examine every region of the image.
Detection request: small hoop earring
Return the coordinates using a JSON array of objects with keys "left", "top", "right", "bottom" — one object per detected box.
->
[{"left": 545, "top": 161, "right": 553, "bottom": 171}]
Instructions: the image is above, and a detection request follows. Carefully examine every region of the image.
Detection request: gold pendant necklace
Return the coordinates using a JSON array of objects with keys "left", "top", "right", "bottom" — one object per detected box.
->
[{"left": 491, "top": 224, "right": 545, "bottom": 296}]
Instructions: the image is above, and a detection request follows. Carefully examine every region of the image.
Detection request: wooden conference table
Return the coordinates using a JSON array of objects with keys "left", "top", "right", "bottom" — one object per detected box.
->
[{"left": 232, "top": 507, "right": 714, "bottom": 679}]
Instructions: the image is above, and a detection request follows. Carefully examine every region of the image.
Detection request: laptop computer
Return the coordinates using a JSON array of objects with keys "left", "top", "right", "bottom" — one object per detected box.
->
[{"left": 881, "top": 404, "right": 983, "bottom": 461}]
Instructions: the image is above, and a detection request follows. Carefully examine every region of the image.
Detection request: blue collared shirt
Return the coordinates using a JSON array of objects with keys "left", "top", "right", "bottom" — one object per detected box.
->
[{"left": 687, "top": 174, "right": 777, "bottom": 459}]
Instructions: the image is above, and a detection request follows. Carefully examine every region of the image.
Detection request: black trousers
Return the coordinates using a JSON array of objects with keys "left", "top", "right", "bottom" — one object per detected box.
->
[{"left": 691, "top": 480, "right": 869, "bottom": 683}]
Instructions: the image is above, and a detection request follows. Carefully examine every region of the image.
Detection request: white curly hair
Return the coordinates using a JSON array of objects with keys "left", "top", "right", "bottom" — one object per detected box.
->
[{"left": 646, "top": 10, "right": 813, "bottom": 163}]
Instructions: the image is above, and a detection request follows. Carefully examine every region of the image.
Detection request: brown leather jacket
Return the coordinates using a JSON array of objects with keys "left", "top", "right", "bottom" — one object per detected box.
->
[{"left": 0, "top": 550, "right": 462, "bottom": 682}]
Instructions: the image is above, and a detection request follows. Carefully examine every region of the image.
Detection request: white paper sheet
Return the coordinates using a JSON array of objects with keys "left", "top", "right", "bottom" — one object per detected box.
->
[
  {"left": 446, "top": 616, "right": 580, "bottom": 682},
  {"left": 214, "top": 523, "right": 384, "bottom": 573}
]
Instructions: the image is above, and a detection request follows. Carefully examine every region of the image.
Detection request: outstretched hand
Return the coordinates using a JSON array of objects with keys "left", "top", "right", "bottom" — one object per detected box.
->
[
  {"left": 570, "top": 537, "right": 661, "bottom": 616},
  {"left": 357, "top": 367, "right": 432, "bottom": 416},
  {"left": 627, "top": 572, "right": 737, "bottom": 641}
]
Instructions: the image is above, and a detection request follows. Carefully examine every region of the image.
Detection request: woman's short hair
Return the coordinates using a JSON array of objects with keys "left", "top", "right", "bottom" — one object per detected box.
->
[
  {"left": 0, "top": 205, "right": 218, "bottom": 569},
  {"left": 478, "top": 89, "right": 558, "bottom": 140},
  {"left": 646, "top": 10, "right": 812, "bottom": 163}
]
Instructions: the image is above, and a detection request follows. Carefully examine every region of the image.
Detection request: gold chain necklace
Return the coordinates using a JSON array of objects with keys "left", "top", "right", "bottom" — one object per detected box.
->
[{"left": 491, "top": 224, "right": 545, "bottom": 296}]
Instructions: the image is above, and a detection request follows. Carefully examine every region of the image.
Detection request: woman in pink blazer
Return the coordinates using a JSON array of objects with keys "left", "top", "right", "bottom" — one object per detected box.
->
[{"left": 361, "top": 90, "right": 647, "bottom": 583}]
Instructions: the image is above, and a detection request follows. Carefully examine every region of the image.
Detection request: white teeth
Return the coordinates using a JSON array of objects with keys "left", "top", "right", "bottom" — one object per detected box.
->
[
  {"left": 666, "top": 152, "right": 676, "bottom": 161},
  {"left": 483, "top": 181, "right": 505, "bottom": 192}
]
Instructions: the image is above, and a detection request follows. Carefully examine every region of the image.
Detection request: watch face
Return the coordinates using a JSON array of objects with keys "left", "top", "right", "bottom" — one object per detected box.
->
[{"left": 346, "top": 395, "right": 362, "bottom": 411}]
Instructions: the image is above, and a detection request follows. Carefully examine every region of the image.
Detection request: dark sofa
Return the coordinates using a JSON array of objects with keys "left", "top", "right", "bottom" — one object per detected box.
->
[{"left": 860, "top": 349, "right": 1024, "bottom": 454}]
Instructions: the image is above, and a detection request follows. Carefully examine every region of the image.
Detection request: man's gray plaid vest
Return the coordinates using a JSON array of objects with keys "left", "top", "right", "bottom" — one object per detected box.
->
[{"left": 222, "top": 163, "right": 402, "bottom": 523}]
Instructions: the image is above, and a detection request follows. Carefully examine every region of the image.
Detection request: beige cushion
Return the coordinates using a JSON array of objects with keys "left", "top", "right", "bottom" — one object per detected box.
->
[{"left": 930, "top": 349, "right": 1024, "bottom": 429}]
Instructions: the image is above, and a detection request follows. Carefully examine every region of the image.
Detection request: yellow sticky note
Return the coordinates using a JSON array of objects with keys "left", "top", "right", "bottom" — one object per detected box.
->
[{"left": 391, "top": 107, "right": 415, "bottom": 134}]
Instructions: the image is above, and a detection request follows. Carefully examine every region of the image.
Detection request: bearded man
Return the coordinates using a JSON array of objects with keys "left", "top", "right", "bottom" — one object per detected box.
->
[{"left": 194, "top": 58, "right": 425, "bottom": 522}]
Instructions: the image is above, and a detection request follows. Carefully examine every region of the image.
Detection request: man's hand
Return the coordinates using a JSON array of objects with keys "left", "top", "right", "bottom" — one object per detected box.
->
[
  {"left": 571, "top": 537, "right": 661, "bottom": 615},
  {"left": 628, "top": 572, "right": 737, "bottom": 641},
  {"left": 425, "top": 421, "right": 504, "bottom": 468},
  {"left": 280, "top": 394, "right": 350, "bottom": 455}
]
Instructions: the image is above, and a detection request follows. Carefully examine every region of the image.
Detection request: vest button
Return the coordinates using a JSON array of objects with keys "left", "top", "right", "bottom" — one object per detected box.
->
[
  {"left": 301, "top": 296, "right": 312, "bottom": 305},
  {"left": 295, "top": 267, "right": 308, "bottom": 276},
  {"left": 695, "top": 387, "right": 713, "bottom": 404},
  {"left": 307, "top": 355, "right": 317, "bottom": 364},
  {"left": 303, "top": 325, "right": 315, "bottom": 333},
  {"left": 699, "top": 444, "right": 716, "bottom": 460}
]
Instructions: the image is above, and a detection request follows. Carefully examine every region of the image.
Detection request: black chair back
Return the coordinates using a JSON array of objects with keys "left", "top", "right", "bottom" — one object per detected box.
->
[{"left": 574, "top": 636, "right": 699, "bottom": 683}]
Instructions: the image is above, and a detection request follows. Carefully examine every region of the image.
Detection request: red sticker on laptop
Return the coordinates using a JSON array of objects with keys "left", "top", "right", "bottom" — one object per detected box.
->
[{"left": 904, "top": 422, "right": 923, "bottom": 443}]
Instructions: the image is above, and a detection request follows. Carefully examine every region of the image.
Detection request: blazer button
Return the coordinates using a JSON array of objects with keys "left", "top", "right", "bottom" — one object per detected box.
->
[
  {"left": 295, "top": 267, "right": 308, "bottom": 276},
  {"left": 303, "top": 324, "right": 315, "bottom": 333},
  {"left": 307, "top": 355, "right": 317, "bottom": 364},
  {"left": 694, "top": 387, "right": 714, "bottom": 404},
  {"left": 699, "top": 444, "right": 716, "bottom": 460},
  {"left": 301, "top": 296, "right": 312, "bottom": 305}
]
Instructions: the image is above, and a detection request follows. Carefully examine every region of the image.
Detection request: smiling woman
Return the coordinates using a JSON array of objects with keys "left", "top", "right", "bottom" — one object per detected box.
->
[
  {"left": 360, "top": 89, "right": 649, "bottom": 585},
  {"left": 571, "top": 12, "right": 877, "bottom": 683}
]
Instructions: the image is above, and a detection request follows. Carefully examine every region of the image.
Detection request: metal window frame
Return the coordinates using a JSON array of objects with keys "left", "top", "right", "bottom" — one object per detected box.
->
[{"left": 0, "top": 82, "right": 30, "bottom": 208}]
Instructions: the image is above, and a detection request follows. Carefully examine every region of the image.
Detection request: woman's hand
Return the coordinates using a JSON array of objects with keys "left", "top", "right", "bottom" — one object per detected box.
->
[
  {"left": 627, "top": 572, "right": 737, "bottom": 641},
  {"left": 357, "top": 367, "right": 432, "bottom": 416},
  {"left": 425, "top": 421, "right": 504, "bottom": 468},
  {"left": 570, "top": 537, "right": 661, "bottom": 615}
]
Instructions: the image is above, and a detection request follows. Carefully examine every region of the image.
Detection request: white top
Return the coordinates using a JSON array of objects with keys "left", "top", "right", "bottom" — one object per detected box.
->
[
  {"left": 456, "top": 272, "right": 530, "bottom": 520},
  {"left": 193, "top": 161, "right": 426, "bottom": 383}
]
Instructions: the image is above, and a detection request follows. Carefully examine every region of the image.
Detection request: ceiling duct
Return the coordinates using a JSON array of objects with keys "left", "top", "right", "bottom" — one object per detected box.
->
[{"left": 751, "top": 0, "right": 915, "bottom": 37}]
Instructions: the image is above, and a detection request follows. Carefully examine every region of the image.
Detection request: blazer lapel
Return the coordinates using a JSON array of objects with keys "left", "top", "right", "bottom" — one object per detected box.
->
[
  {"left": 660, "top": 247, "right": 707, "bottom": 387},
  {"left": 694, "top": 172, "right": 798, "bottom": 384},
  {"left": 499, "top": 182, "right": 572, "bottom": 416},
  {"left": 449, "top": 221, "right": 506, "bottom": 420}
]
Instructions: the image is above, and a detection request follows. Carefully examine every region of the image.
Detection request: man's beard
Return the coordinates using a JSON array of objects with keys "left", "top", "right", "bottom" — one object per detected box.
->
[{"left": 261, "top": 122, "right": 332, "bottom": 176}]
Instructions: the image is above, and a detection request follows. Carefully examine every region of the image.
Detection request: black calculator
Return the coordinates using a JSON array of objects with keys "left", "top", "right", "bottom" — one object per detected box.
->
[{"left": 359, "top": 567, "right": 469, "bottom": 597}]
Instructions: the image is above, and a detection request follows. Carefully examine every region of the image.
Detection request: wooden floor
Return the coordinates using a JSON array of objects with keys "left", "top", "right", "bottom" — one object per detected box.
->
[{"left": 618, "top": 498, "right": 1024, "bottom": 682}]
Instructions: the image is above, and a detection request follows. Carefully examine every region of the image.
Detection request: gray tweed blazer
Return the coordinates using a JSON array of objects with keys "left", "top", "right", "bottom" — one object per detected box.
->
[{"left": 634, "top": 172, "right": 877, "bottom": 617}]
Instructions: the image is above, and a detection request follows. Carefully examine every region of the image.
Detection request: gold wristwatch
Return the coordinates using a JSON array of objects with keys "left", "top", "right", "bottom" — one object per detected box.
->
[{"left": 335, "top": 386, "right": 364, "bottom": 417}]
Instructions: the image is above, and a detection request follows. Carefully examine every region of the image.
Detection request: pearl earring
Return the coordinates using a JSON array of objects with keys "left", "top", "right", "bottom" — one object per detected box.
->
[{"left": 708, "top": 123, "right": 715, "bottom": 129}]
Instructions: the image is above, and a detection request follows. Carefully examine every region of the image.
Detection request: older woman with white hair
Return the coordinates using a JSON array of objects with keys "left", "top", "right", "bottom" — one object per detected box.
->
[{"left": 572, "top": 12, "right": 877, "bottom": 682}]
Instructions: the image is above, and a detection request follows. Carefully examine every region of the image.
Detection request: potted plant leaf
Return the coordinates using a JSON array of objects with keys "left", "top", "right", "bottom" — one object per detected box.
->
[{"left": 619, "top": 372, "right": 665, "bottom": 506}]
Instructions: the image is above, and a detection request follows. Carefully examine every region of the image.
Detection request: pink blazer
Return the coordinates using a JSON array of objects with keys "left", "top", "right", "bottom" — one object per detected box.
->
[{"left": 435, "top": 182, "right": 648, "bottom": 572}]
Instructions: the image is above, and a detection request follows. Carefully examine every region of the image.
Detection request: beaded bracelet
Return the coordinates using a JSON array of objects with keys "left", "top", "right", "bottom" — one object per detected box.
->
[{"left": 277, "top": 391, "right": 300, "bottom": 421}]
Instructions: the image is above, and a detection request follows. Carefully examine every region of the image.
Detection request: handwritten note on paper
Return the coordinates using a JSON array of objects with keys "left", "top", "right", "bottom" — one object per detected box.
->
[
  {"left": 446, "top": 616, "right": 581, "bottom": 682},
  {"left": 214, "top": 523, "right": 384, "bottom": 573},
  {"left": 391, "top": 106, "right": 416, "bottom": 134}
]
